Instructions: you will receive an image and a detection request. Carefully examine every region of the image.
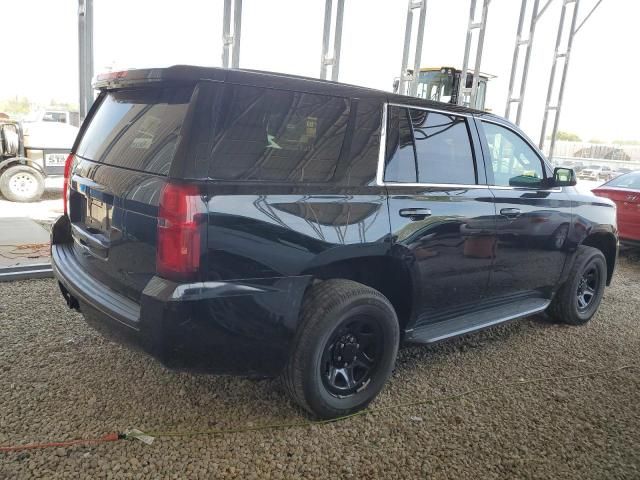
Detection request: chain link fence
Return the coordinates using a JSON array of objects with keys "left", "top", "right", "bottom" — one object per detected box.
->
[{"left": 545, "top": 141, "right": 640, "bottom": 172}]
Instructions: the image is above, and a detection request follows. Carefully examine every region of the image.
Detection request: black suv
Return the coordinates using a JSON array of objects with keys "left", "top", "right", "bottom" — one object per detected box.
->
[{"left": 52, "top": 66, "right": 618, "bottom": 419}]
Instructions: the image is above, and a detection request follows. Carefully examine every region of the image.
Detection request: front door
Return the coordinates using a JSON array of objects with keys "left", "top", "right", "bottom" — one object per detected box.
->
[
  {"left": 476, "top": 119, "right": 571, "bottom": 300},
  {"left": 383, "top": 105, "right": 497, "bottom": 327}
]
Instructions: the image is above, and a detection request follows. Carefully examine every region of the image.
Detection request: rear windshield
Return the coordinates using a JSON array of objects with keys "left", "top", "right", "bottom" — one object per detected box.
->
[
  {"left": 203, "top": 85, "right": 350, "bottom": 182},
  {"left": 76, "top": 86, "right": 193, "bottom": 175},
  {"left": 606, "top": 171, "right": 640, "bottom": 189}
]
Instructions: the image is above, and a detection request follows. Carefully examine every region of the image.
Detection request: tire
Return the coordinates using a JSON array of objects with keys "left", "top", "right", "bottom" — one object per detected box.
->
[
  {"left": 547, "top": 223, "right": 569, "bottom": 250},
  {"left": 0, "top": 165, "right": 45, "bottom": 202},
  {"left": 281, "top": 279, "right": 399, "bottom": 419},
  {"left": 547, "top": 245, "right": 607, "bottom": 325}
]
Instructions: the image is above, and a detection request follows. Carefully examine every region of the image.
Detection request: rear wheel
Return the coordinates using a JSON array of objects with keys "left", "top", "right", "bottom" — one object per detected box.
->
[
  {"left": 547, "top": 245, "right": 607, "bottom": 325},
  {"left": 282, "top": 279, "right": 399, "bottom": 419},
  {"left": 0, "top": 165, "right": 45, "bottom": 202}
]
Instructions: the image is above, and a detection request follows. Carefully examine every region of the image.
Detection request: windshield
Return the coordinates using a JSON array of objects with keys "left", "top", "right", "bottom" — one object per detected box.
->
[
  {"left": 605, "top": 171, "right": 640, "bottom": 189},
  {"left": 416, "top": 71, "right": 454, "bottom": 103}
]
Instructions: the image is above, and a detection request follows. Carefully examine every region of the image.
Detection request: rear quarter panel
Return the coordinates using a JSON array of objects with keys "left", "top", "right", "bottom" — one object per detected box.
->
[
  {"left": 560, "top": 188, "right": 618, "bottom": 284},
  {"left": 566, "top": 189, "right": 618, "bottom": 243},
  {"left": 204, "top": 183, "right": 391, "bottom": 280}
]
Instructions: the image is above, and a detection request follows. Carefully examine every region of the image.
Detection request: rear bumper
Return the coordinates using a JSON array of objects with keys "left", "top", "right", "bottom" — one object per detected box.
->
[{"left": 51, "top": 217, "right": 311, "bottom": 376}]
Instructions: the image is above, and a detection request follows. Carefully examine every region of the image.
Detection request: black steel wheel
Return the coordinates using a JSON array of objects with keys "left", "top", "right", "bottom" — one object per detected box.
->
[
  {"left": 282, "top": 279, "right": 399, "bottom": 419},
  {"left": 547, "top": 245, "right": 607, "bottom": 325},
  {"left": 576, "top": 264, "right": 600, "bottom": 312},
  {"left": 320, "top": 315, "right": 384, "bottom": 398}
]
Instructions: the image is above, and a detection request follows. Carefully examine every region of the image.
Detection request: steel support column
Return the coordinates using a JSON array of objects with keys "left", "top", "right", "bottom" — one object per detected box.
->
[
  {"left": 222, "top": 0, "right": 242, "bottom": 68},
  {"left": 78, "top": 0, "right": 94, "bottom": 121},
  {"left": 398, "top": 0, "right": 428, "bottom": 97},
  {"left": 539, "top": 0, "right": 580, "bottom": 159},
  {"left": 320, "top": 0, "right": 345, "bottom": 81},
  {"left": 458, "top": 0, "right": 490, "bottom": 109},
  {"left": 505, "top": 0, "right": 554, "bottom": 124}
]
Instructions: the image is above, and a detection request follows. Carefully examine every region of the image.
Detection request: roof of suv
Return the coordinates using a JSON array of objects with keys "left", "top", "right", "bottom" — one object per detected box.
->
[{"left": 93, "top": 64, "right": 486, "bottom": 117}]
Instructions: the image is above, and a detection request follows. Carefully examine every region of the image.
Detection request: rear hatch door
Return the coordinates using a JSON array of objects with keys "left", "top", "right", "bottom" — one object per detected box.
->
[{"left": 68, "top": 85, "right": 195, "bottom": 302}]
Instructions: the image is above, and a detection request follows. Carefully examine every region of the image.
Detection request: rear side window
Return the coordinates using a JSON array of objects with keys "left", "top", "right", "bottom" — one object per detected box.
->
[
  {"left": 385, "top": 106, "right": 476, "bottom": 185},
  {"left": 76, "top": 87, "right": 193, "bottom": 175},
  {"left": 385, "top": 107, "right": 417, "bottom": 183},
  {"left": 206, "top": 85, "right": 350, "bottom": 182}
]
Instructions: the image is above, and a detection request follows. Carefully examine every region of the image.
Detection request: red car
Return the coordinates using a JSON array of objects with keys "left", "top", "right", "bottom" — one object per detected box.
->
[{"left": 593, "top": 171, "right": 640, "bottom": 245}]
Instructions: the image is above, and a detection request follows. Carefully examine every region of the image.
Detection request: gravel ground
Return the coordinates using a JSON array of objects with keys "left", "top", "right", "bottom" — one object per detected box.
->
[{"left": 1, "top": 250, "right": 639, "bottom": 479}]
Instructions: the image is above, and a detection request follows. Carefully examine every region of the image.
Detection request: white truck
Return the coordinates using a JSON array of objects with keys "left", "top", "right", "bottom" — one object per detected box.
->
[
  {"left": 24, "top": 109, "right": 80, "bottom": 127},
  {"left": 0, "top": 110, "right": 79, "bottom": 202}
]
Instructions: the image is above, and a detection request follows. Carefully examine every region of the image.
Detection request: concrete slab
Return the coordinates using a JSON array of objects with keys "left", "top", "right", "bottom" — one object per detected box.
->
[
  {"left": 0, "top": 190, "right": 63, "bottom": 223},
  {"left": 0, "top": 217, "right": 50, "bottom": 268}
]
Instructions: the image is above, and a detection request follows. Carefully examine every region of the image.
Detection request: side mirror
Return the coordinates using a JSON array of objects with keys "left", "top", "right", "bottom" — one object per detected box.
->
[
  {"left": 553, "top": 167, "right": 577, "bottom": 187},
  {"left": 392, "top": 78, "right": 400, "bottom": 93}
]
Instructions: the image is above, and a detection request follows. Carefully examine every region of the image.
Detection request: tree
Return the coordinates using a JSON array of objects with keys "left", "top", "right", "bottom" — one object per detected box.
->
[
  {"left": 554, "top": 131, "right": 582, "bottom": 142},
  {"left": 0, "top": 96, "right": 32, "bottom": 116},
  {"left": 613, "top": 139, "right": 640, "bottom": 145},
  {"left": 48, "top": 99, "right": 79, "bottom": 112}
]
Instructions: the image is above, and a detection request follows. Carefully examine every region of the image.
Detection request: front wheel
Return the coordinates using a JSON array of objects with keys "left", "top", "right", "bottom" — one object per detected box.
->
[
  {"left": 282, "top": 279, "right": 399, "bottom": 419},
  {"left": 547, "top": 245, "right": 607, "bottom": 325},
  {"left": 0, "top": 165, "right": 45, "bottom": 202}
]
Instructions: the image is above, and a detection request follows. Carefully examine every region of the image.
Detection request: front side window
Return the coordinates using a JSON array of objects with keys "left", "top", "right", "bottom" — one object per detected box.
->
[
  {"left": 481, "top": 121, "right": 545, "bottom": 188},
  {"left": 384, "top": 106, "right": 476, "bottom": 185}
]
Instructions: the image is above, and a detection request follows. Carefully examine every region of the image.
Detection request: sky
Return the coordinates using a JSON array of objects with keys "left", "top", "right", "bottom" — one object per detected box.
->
[{"left": 1, "top": 0, "right": 637, "bottom": 144}]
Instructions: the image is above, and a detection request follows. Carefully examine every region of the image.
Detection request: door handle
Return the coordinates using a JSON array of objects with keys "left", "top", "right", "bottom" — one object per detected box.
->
[
  {"left": 500, "top": 207, "right": 521, "bottom": 218},
  {"left": 399, "top": 208, "right": 432, "bottom": 220}
]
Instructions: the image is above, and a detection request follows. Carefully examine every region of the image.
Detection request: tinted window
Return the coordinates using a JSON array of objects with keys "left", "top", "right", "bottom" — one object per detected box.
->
[
  {"left": 385, "top": 107, "right": 416, "bottom": 182},
  {"left": 481, "top": 121, "right": 545, "bottom": 188},
  {"left": 410, "top": 109, "right": 475, "bottom": 184},
  {"left": 385, "top": 106, "right": 475, "bottom": 184},
  {"left": 606, "top": 171, "right": 640, "bottom": 189},
  {"left": 332, "top": 99, "right": 382, "bottom": 186},
  {"left": 207, "top": 85, "right": 350, "bottom": 182},
  {"left": 76, "top": 87, "right": 193, "bottom": 175}
]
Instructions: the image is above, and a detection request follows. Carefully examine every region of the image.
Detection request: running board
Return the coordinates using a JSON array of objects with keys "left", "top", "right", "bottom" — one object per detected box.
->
[
  {"left": 406, "top": 298, "right": 550, "bottom": 344},
  {"left": 0, "top": 263, "right": 53, "bottom": 282}
]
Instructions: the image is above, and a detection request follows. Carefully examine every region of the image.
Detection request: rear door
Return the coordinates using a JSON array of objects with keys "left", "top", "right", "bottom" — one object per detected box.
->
[
  {"left": 476, "top": 119, "right": 572, "bottom": 299},
  {"left": 384, "top": 104, "right": 497, "bottom": 326},
  {"left": 68, "top": 85, "right": 195, "bottom": 301}
]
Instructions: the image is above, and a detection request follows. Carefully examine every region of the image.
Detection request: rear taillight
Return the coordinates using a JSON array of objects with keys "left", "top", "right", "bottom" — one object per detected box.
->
[
  {"left": 63, "top": 153, "right": 74, "bottom": 215},
  {"left": 157, "top": 182, "right": 204, "bottom": 281}
]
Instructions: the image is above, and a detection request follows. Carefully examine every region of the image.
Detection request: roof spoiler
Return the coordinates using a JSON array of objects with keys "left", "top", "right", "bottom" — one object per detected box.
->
[{"left": 92, "top": 65, "right": 227, "bottom": 90}]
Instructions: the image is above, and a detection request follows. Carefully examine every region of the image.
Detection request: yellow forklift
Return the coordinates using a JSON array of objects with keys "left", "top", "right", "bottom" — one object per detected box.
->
[{"left": 413, "top": 66, "right": 494, "bottom": 110}]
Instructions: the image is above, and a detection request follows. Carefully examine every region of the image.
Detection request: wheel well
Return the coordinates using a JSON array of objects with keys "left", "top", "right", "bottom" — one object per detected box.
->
[
  {"left": 582, "top": 232, "right": 617, "bottom": 285},
  {"left": 0, "top": 158, "right": 45, "bottom": 177},
  {"left": 304, "top": 256, "right": 413, "bottom": 331}
]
